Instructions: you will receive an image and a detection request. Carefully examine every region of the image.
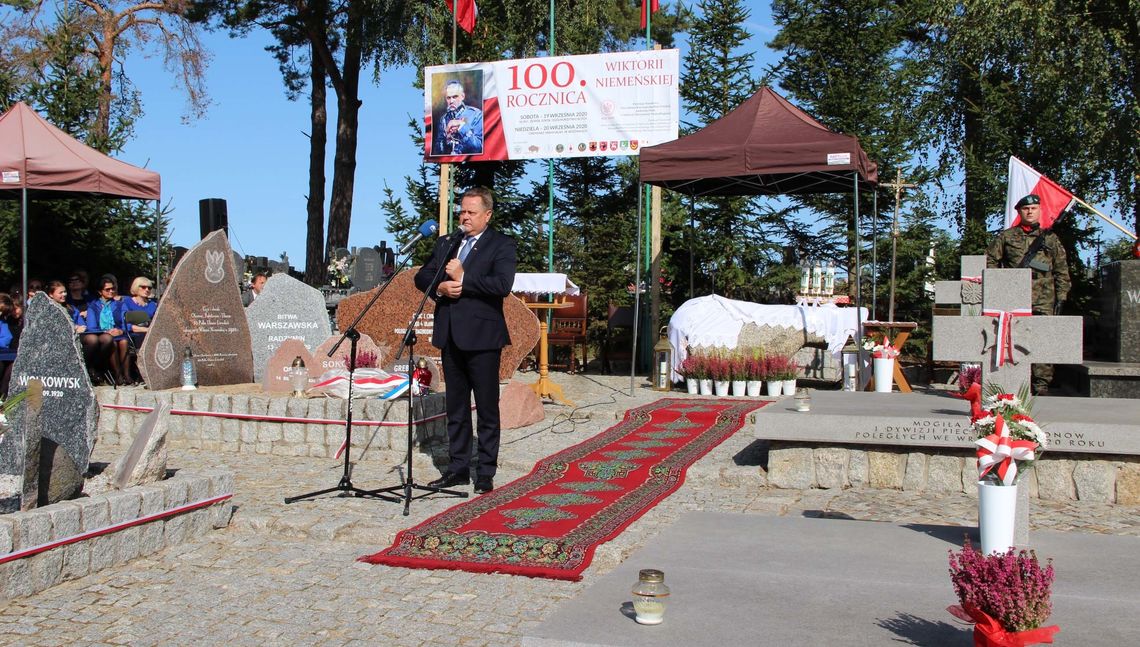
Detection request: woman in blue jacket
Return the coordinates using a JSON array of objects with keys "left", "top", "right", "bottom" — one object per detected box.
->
[{"left": 83, "top": 278, "right": 127, "bottom": 385}]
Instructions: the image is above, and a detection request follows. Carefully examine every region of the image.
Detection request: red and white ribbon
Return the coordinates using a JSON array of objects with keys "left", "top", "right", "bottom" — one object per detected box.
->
[
  {"left": 961, "top": 275, "right": 981, "bottom": 283},
  {"left": 981, "top": 308, "right": 1032, "bottom": 366},
  {"left": 976, "top": 416, "right": 1037, "bottom": 485}
]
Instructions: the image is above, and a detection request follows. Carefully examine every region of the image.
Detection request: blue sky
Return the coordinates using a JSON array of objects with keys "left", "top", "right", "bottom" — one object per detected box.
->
[{"left": 118, "top": 2, "right": 781, "bottom": 268}]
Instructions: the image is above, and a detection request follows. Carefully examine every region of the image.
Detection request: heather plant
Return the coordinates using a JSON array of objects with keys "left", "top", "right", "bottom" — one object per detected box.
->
[
  {"left": 708, "top": 349, "right": 732, "bottom": 382},
  {"left": 679, "top": 352, "right": 708, "bottom": 381},
  {"left": 948, "top": 539, "right": 1055, "bottom": 633},
  {"left": 746, "top": 347, "right": 767, "bottom": 381},
  {"left": 729, "top": 351, "right": 749, "bottom": 381},
  {"left": 765, "top": 354, "right": 797, "bottom": 381},
  {"left": 347, "top": 350, "right": 379, "bottom": 369}
]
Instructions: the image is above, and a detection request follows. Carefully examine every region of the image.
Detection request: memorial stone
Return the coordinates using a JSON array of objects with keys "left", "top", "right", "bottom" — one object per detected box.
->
[
  {"left": 335, "top": 269, "right": 540, "bottom": 382},
  {"left": 2, "top": 293, "right": 98, "bottom": 508},
  {"left": 351, "top": 247, "right": 382, "bottom": 290},
  {"left": 140, "top": 230, "right": 255, "bottom": 390},
  {"left": 246, "top": 273, "right": 331, "bottom": 381},
  {"left": 111, "top": 401, "right": 171, "bottom": 489},
  {"left": 263, "top": 339, "right": 317, "bottom": 393},
  {"left": 1098, "top": 259, "right": 1140, "bottom": 362},
  {"left": 933, "top": 255, "right": 986, "bottom": 314},
  {"left": 933, "top": 268, "right": 1083, "bottom": 393},
  {"left": 312, "top": 333, "right": 389, "bottom": 378}
]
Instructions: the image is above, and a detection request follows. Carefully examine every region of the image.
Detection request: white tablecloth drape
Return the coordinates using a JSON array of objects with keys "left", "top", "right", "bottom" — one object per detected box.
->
[
  {"left": 667, "top": 294, "right": 866, "bottom": 381},
  {"left": 512, "top": 273, "right": 580, "bottom": 296}
]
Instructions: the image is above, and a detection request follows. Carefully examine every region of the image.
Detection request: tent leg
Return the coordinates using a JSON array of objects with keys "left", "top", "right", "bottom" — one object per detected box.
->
[
  {"left": 155, "top": 200, "right": 161, "bottom": 293},
  {"left": 871, "top": 190, "right": 878, "bottom": 319},
  {"left": 21, "top": 187, "right": 28, "bottom": 303},
  {"left": 854, "top": 173, "right": 863, "bottom": 389},
  {"left": 630, "top": 181, "right": 646, "bottom": 396}
]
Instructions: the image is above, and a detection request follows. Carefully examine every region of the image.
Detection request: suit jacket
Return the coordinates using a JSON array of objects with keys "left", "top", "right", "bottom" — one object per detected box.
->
[{"left": 415, "top": 227, "right": 517, "bottom": 351}]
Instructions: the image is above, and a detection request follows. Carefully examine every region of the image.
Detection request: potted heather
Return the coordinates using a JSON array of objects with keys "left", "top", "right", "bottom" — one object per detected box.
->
[
  {"left": 710, "top": 349, "right": 731, "bottom": 397},
  {"left": 746, "top": 348, "right": 765, "bottom": 397},
  {"left": 730, "top": 351, "right": 749, "bottom": 396},
  {"left": 948, "top": 539, "right": 1059, "bottom": 646},
  {"left": 678, "top": 353, "right": 701, "bottom": 394},
  {"left": 778, "top": 355, "right": 799, "bottom": 396},
  {"left": 764, "top": 355, "right": 784, "bottom": 396}
]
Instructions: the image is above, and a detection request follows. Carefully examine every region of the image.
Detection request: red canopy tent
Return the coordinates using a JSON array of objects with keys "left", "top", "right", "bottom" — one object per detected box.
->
[
  {"left": 0, "top": 101, "right": 162, "bottom": 296},
  {"left": 639, "top": 87, "right": 879, "bottom": 381}
]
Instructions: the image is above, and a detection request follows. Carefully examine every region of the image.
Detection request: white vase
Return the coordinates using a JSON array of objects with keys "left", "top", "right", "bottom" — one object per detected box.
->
[
  {"left": 714, "top": 380, "right": 730, "bottom": 396},
  {"left": 746, "top": 380, "right": 762, "bottom": 397},
  {"left": 782, "top": 379, "right": 796, "bottom": 396},
  {"left": 978, "top": 481, "right": 1018, "bottom": 555},
  {"left": 699, "top": 379, "right": 713, "bottom": 395},
  {"left": 686, "top": 378, "right": 699, "bottom": 394},
  {"left": 873, "top": 358, "right": 894, "bottom": 393},
  {"left": 732, "top": 380, "right": 747, "bottom": 396},
  {"left": 766, "top": 381, "right": 782, "bottom": 396}
]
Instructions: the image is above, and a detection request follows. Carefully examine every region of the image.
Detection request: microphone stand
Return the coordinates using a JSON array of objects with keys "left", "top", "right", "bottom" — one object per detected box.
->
[
  {"left": 284, "top": 248, "right": 417, "bottom": 504},
  {"left": 367, "top": 232, "right": 469, "bottom": 515}
]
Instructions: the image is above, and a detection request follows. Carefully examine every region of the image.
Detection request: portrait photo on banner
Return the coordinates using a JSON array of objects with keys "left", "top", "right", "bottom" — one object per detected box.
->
[{"left": 429, "top": 69, "right": 485, "bottom": 157}]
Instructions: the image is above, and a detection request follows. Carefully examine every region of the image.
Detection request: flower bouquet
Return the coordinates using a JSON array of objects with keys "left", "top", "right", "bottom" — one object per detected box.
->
[
  {"left": 964, "top": 384, "right": 1046, "bottom": 486},
  {"left": 862, "top": 334, "right": 900, "bottom": 359},
  {"left": 948, "top": 538, "right": 1059, "bottom": 646},
  {"left": 327, "top": 256, "right": 351, "bottom": 287}
]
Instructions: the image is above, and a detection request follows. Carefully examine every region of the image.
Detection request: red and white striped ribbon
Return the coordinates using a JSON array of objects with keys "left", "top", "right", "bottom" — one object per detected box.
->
[
  {"left": 976, "top": 415, "right": 1037, "bottom": 485},
  {"left": 981, "top": 308, "right": 1032, "bottom": 366}
]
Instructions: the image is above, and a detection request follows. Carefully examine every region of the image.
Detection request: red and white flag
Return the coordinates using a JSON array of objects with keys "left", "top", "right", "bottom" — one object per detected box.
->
[
  {"left": 1005, "top": 156, "right": 1075, "bottom": 230},
  {"left": 640, "top": 0, "right": 660, "bottom": 29},
  {"left": 446, "top": 0, "right": 477, "bottom": 34}
]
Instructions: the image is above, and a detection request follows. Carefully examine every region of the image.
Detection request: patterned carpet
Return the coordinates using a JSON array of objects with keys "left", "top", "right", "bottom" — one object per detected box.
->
[{"left": 359, "top": 397, "right": 767, "bottom": 580}]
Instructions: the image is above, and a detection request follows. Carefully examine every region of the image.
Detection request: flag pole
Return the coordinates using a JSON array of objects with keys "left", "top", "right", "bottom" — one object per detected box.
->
[{"left": 1071, "top": 196, "right": 1137, "bottom": 240}]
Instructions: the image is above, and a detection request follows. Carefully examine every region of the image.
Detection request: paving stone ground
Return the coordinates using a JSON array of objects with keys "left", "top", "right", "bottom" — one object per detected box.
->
[{"left": 1, "top": 373, "right": 1137, "bottom": 645}]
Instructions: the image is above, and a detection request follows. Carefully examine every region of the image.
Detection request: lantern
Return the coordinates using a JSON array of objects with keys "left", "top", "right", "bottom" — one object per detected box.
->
[
  {"left": 180, "top": 347, "right": 197, "bottom": 391},
  {"left": 290, "top": 356, "right": 308, "bottom": 397},
  {"left": 631, "top": 569, "right": 671, "bottom": 625},
  {"left": 653, "top": 327, "right": 673, "bottom": 391}
]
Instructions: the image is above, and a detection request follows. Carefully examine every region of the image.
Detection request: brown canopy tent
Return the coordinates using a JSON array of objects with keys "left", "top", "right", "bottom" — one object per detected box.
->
[
  {"left": 638, "top": 87, "right": 879, "bottom": 381},
  {"left": 0, "top": 101, "right": 162, "bottom": 297}
]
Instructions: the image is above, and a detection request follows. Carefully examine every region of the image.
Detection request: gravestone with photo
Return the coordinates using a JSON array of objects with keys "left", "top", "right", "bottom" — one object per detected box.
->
[
  {"left": 1, "top": 293, "right": 98, "bottom": 509},
  {"left": 933, "top": 268, "right": 1083, "bottom": 393},
  {"left": 139, "top": 230, "right": 255, "bottom": 390},
  {"left": 263, "top": 338, "right": 317, "bottom": 393},
  {"left": 335, "top": 269, "right": 540, "bottom": 381},
  {"left": 246, "top": 273, "right": 331, "bottom": 381},
  {"left": 351, "top": 247, "right": 382, "bottom": 290}
]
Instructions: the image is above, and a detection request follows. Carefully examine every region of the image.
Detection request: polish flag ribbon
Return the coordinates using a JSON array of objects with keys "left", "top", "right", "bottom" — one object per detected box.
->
[
  {"left": 976, "top": 416, "right": 1037, "bottom": 486},
  {"left": 961, "top": 275, "right": 981, "bottom": 283},
  {"left": 982, "top": 308, "right": 1032, "bottom": 366}
]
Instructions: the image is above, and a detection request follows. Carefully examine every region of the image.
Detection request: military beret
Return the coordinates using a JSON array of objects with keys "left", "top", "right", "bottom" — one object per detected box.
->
[{"left": 1015, "top": 194, "right": 1041, "bottom": 208}]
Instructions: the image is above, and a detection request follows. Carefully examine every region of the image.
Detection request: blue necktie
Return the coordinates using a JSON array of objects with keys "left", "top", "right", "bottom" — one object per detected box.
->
[{"left": 458, "top": 236, "right": 474, "bottom": 263}]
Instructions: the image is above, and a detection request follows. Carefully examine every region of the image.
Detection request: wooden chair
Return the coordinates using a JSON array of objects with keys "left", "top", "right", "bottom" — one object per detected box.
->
[{"left": 547, "top": 291, "right": 588, "bottom": 373}]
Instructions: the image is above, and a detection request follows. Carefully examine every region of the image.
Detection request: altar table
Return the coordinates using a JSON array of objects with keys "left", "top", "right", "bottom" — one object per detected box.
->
[{"left": 512, "top": 273, "right": 579, "bottom": 405}]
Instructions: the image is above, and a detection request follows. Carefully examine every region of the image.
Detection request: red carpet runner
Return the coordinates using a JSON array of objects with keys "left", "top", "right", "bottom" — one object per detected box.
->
[{"left": 359, "top": 397, "right": 767, "bottom": 580}]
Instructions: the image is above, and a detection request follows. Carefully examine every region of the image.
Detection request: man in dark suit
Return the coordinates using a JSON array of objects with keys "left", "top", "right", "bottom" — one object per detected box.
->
[{"left": 415, "top": 187, "right": 517, "bottom": 494}]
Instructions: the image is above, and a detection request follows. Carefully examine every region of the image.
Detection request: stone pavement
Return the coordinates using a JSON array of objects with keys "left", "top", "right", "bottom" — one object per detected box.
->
[{"left": 1, "top": 373, "right": 1137, "bottom": 646}]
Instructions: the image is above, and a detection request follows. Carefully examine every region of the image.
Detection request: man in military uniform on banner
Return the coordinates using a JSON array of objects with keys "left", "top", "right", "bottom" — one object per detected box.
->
[{"left": 986, "top": 193, "right": 1071, "bottom": 395}]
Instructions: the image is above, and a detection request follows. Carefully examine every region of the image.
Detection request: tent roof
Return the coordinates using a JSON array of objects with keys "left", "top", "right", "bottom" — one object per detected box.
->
[
  {"left": 639, "top": 87, "right": 878, "bottom": 196},
  {"left": 0, "top": 102, "right": 160, "bottom": 200}
]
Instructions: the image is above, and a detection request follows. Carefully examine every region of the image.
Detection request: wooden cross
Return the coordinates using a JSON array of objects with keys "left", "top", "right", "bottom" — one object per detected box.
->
[
  {"left": 932, "top": 268, "right": 1082, "bottom": 393},
  {"left": 933, "top": 255, "right": 987, "bottom": 315},
  {"left": 880, "top": 169, "right": 918, "bottom": 321}
]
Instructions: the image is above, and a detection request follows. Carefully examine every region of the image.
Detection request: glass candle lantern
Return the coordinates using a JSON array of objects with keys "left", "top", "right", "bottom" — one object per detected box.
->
[
  {"left": 631, "top": 569, "right": 670, "bottom": 625},
  {"left": 794, "top": 387, "right": 811, "bottom": 412},
  {"left": 290, "top": 356, "right": 308, "bottom": 396},
  {"left": 181, "top": 347, "right": 197, "bottom": 391},
  {"left": 652, "top": 328, "right": 673, "bottom": 392}
]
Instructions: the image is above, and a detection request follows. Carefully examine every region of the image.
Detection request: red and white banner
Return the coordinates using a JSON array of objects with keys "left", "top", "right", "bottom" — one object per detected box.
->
[
  {"left": 446, "top": 0, "right": 477, "bottom": 34},
  {"left": 1005, "top": 156, "right": 1076, "bottom": 229},
  {"left": 640, "top": 0, "right": 660, "bottom": 29},
  {"left": 424, "top": 50, "right": 679, "bottom": 163}
]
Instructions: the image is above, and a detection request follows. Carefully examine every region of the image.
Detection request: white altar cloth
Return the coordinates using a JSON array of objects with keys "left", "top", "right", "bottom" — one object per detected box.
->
[
  {"left": 667, "top": 294, "right": 866, "bottom": 380},
  {"left": 512, "top": 273, "right": 580, "bottom": 296}
]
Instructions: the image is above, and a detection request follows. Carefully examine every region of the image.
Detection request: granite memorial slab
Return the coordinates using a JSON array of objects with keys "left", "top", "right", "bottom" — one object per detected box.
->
[
  {"left": 312, "top": 333, "right": 389, "bottom": 378},
  {"left": 263, "top": 338, "right": 318, "bottom": 393},
  {"left": 335, "top": 269, "right": 540, "bottom": 382},
  {"left": 933, "top": 255, "right": 986, "bottom": 314},
  {"left": 351, "top": 247, "right": 382, "bottom": 290},
  {"left": 933, "top": 268, "right": 1082, "bottom": 393},
  {"left": 246, "top": 273, "right": 331, "bottom": 381},
  {"left": 140, "top": 230, "right": 255, "bottom": 390},
  {"left": 0, "top": 380, "right": 42, "bottom": 512},
  {"left": 111, "top": 401, "right": 171, "bottom": 489},
  {"left": 1098, "top": 259, "right": 1140, "bottom": 363},
  {"left": 2, "top": 293, "right": 98, "bottom": 508}
]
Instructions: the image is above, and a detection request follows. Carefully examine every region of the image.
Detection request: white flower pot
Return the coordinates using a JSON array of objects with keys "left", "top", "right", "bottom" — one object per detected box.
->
[
  {"left": 766, "top": 381, "right": 782, "bottom": 396},
  {"left": 731, "top": 380, "right": 747, "bottom": 396},
  {"left": 873, "top": 358, "right": 894, "bottom": 393},
  {"left": 699, "top": 379, "right": 713, "bottom": 395},
  {"left": 714, "top": 380, "right": 730, "bottom": 396},
  {"left": 746, "top": 380, "right": 762, "bottom": 397},
  {"left": 782, "top": 379, "right": 797, "bottom": 396},
  {"left": 686, "top": 378, "right": 699, "bottom": 394},
  {"left": 978, "top": 481, "right": 1018, "bottom": 555}
]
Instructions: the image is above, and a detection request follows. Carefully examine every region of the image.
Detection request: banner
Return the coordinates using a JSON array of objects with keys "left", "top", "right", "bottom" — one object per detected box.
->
[
  {"left": 1005, "top": 156, "right": 1075, "bottom": 230},
  {"left": 424, "top": 50, "right": 679, "bottom": 162}
]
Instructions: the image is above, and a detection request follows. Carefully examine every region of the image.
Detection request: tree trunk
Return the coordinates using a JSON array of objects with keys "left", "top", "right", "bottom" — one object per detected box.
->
[
  {"left": 304, "top": 42, "right": 328, "bottom": 286},
  {"left": 324, "top": 6, "right": 363, "bottom": 253},
  {"left": 960, "top": 66, "right": 989, "bottom": 254},
  {"left": 95, "top": 22, "right": 116, "bottom": 146}
]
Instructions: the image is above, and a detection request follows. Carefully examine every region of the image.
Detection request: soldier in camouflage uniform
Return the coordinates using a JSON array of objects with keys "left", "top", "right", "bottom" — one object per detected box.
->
[{"left": 986, "top": 193, "right": 1071, "bottom": 394}]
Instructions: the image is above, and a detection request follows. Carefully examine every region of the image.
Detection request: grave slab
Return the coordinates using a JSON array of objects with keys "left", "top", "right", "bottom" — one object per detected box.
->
[
  {"left": 245, "top": 273, "right": 331, "bottom": 381},
  {"left": 140, "top": 230, "right": 254, "bottom": 390}
]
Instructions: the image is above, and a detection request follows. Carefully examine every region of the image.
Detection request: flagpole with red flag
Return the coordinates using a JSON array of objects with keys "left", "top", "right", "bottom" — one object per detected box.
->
[{"left": 1006, "top": 156, "right": 1136, "bottom": 239}]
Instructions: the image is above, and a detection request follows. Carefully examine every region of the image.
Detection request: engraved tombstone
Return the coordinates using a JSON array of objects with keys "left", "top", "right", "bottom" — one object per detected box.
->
[
  {"left": 263, "top": 338, "right": 317, "bottom": 393},
  {"left": 351, "top": 247, "right": 382, "bottom": 291},
  {"left": 246, "top": 273, "right": 331, "bottom": 381},
  {"left": 1, "top": 293, "right": 98, "bottom": 508},
  {"left": 335, "top": 268, "right": 540, "bottom": 382},
  {"left": 312, "top": 333, "right": 390, "bottom": 377},
  {"left": 139, "top": 230, "right": 255, "bottom": 390}
]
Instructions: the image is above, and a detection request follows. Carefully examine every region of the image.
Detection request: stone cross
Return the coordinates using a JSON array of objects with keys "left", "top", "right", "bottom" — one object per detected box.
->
[
  {"left": 933, "top": 268, "right": 1083, "bottom": 393},
  {"left": 933, "top": 255, "right": 987, "bottom": 315}
]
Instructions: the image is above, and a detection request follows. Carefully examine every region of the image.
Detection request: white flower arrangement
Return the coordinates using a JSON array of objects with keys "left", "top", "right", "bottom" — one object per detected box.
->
[{"left": 327, "top": 256, "right": 351, "bottom": 287}]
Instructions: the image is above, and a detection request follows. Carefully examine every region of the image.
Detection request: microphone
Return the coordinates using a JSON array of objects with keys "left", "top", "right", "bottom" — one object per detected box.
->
[
  {"left": 447, "top": 223, "right": 470, "bottom": 241},
  {"left": 398, "top": 220, "right": 439, "bottom": 255}
]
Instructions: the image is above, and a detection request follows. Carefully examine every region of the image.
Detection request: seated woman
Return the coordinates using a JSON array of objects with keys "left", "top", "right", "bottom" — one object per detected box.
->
[
  {"left": 0, "top": 292, "right": 20, "bottom": 397},
  {"left": 65, "top": 271, "right": 92, "bottom": 321},
  {"left": 46, "top": 280, "right": 86, "bottom": 333},
  {"left": 122, "top": 276, "right": 158, "bottom": 382},
  {"left": 82, "top": 277, "right": 128, "bottom": 385}
]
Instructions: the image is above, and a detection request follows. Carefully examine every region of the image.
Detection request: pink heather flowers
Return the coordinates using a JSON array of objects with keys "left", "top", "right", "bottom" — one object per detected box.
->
[{"left": 949, "top": 539, "right": 1055, "bottom": 632}]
